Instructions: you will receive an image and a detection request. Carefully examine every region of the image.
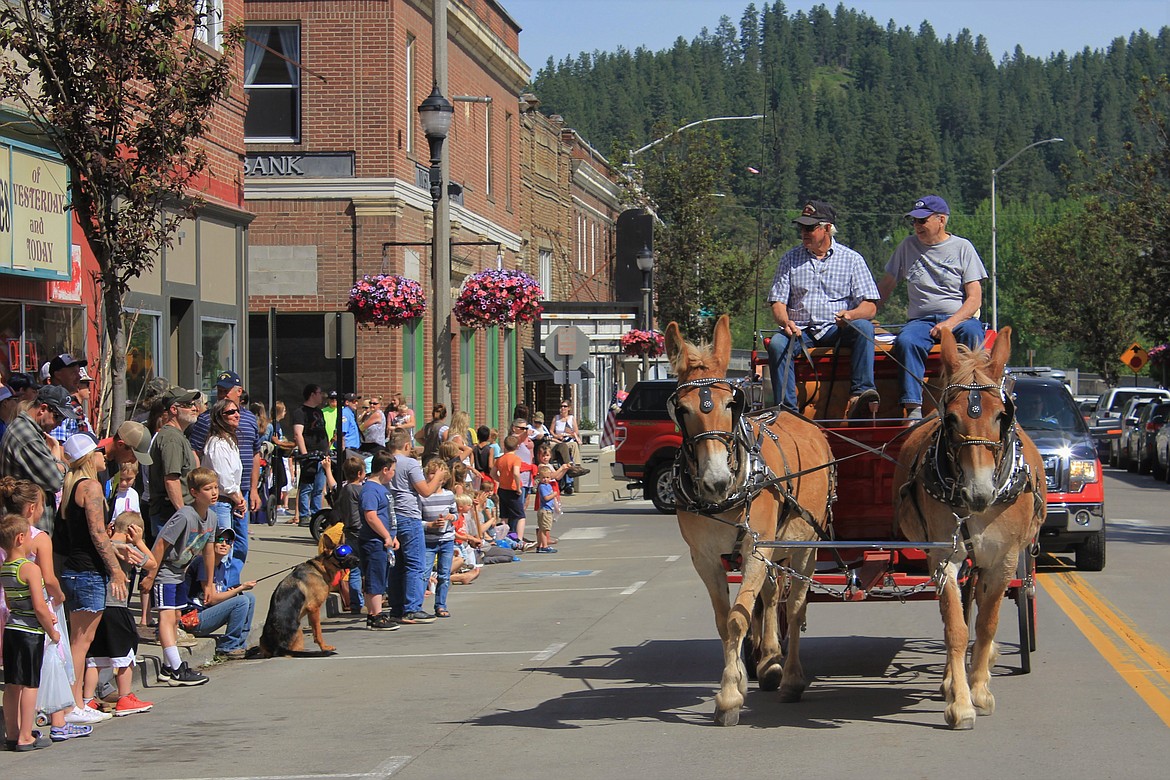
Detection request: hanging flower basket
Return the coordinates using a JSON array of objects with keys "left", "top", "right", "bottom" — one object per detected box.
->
[
  {"left": 621, "top": 329, "right": 665, "bottom": 358},
  {"left": 347, "top": 274, "right": 427, "bottom": 328},
  {"left": 454, "top": 269, "right": 544, "bottom": 329},
  {"left": 1148, "top": 344, "right": 1169, "bottom": 366}
]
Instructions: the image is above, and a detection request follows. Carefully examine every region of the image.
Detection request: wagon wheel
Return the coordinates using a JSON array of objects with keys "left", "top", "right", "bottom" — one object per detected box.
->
[{"left": 1015, "top": 550, "right": 1037, "bottom": 673}]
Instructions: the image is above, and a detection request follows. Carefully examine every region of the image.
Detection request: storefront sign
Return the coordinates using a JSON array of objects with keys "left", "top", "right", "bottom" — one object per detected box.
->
[
  {"left": 243, "top": 152, "right": 354, "bottom": 178},
  {"left": 0, "top": 140, "right": 71, "bottom": 281}
]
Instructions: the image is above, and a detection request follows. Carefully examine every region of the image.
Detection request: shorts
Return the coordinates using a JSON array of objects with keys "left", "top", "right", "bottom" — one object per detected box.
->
[
  {"left": 497, "top": 488, "right": 525, "bottom": 521},
  {"left": 88, "top": 606, "right": 138, "bottom": 664},
  {"left": 2, "top": 628, "right": 45, "bottom": 687},
  {"left": 154, "top": 580, "right": 191, "bottom": 611},
  {"left": 360, "top": 538, "right": 390, "bottom": 597},
  {"left": 61, "top": 568, "right": 108, "bottom": 613},
  {"left": 537, "top": 509, "right": 555, "bottom": 533}
]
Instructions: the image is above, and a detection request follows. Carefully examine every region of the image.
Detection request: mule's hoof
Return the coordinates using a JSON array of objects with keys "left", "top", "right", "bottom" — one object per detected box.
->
[
  {"left": 778, "top": 684, "right": 805, "bottom": 703},
  {"left": 714, "top": 708, "right": 741, "bottom": 727},
  {"left": 758, "top": 664, "right": 783, "bottom": 692},
  {"left": 946, "top": 708, "right": 976, "bottom": 730}
]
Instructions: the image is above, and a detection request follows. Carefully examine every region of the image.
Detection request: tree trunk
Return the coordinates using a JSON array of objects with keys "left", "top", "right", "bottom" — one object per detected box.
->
[{"left": 103, "top": 280, "right": 128, "bottom": 432}]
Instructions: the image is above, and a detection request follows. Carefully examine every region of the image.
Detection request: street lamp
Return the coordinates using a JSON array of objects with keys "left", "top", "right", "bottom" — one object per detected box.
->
[
  {"left": 991, "top": 137, "right": 1063, "bottom": 331},
  {"left": 636, "top": 245, "right": 654, "bottom": 378},
  {"left": 418, "top": 83, "right": 454, "bottom": 408},
  {"left": 628, "top": 114, "right": 764, "bottom": 160}
]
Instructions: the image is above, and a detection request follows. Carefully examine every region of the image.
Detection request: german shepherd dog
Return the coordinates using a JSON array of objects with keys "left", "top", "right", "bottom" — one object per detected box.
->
[{"left": 251, "top": 537, "right": 361, "bottom": 658}]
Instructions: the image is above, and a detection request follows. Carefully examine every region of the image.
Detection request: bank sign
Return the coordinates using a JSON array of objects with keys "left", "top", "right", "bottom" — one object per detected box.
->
[{"left": 0, "top": 140, "right": 71, "bottom": 281}]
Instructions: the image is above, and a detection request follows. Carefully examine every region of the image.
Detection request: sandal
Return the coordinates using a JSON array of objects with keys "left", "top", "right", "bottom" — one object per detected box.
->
[{"left": 435, "top": 608, "right": 451, "bottom": 618}]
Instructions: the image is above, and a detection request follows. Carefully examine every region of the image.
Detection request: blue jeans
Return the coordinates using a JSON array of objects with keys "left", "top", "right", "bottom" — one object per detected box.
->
[
  {"left": 191, "top": 592, "right": 256, "bottom": 651},
  {"left": 424, "top": 537, "right": 454, "bottom": 611},
  {"left": 894, "top": 316, "right": 985, "bottom": 405},
  {"left": 298, "top": 461, "right": 327, "bottom": 519},
  {"left": 387, "top": 520, "right": 426, "bottom": 615},
  {"left": 766, "top": 319, "right": 876, "bottom": 408},
  {"left": 209, "top": 502, "right": 251, "bottom": 564}
]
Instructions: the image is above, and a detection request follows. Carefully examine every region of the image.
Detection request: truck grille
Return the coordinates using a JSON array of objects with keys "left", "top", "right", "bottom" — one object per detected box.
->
[{"left": 1042, "top": 455, "right": 1060, "bottom": 491}]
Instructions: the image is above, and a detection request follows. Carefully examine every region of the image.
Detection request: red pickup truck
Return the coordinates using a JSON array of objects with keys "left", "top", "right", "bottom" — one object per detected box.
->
[{"left": 609, "top": 379, "right": 682, "bottom": 513}]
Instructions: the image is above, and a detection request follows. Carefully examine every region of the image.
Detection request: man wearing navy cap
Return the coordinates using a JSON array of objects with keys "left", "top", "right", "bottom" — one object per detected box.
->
[
  {"left": 766, "top": 199, "right": 880, "bottom": 415},
  {"left": 0, "top": 384, "right": 78, "bottom": 532},
  {"left": 47, "top": 353, "right": 90, "bottom": 442},
  {"left": 186, "top": 370, "right": 261, "bottom": 565},
  {"left": 878, "top": 195, "right": 988, "bottom": 419}
]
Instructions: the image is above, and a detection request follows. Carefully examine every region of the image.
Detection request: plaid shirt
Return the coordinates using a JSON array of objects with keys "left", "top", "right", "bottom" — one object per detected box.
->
[
  {"left": 768, "top": 241, "right": 879, "bottom": 333},
  {"left": 0, "top": 412, "right": 65, "bottom": 530},
  {"left": 48, "top": 396, "right": 88, "bottom": 443}
]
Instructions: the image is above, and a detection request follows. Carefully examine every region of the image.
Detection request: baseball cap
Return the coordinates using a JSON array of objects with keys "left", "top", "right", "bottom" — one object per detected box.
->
[
  {"left": 216, "top": 370, "right": 242, "bottom": 389},
  {"left": 64, "top": 431, "right": 100, "bottom": 462},
  {"left": 39, "top": 362, "right": 51, "bottom": 382},
  {"left": 49, "top": 353, "right": 88, "bottom": 375},
  {"left": 344, "top": 392, "right": 361, "bottom": 402},
  {"left": 532, "top": 411, "right": 545, "bottom": 423},
  {"left": 327, "top": 390, "right": 339, "bottom": 400},
  {"left": 0, "top": 385, "right": 13, "bottom": 404},
  {"left": 906, "top": 195, "right": 950, "bottom": 219},
  {"left": 792, "top": 200, "right": 837, "bottom": 226},
  {"left": 115, "top": 420, "right": 154, "bottom": 465},
  {"left": 36, "top": 385, "right": 80, "bottom": 419},
  {"left": 78, "top": 366, "right": 93, "bottom": 383},
  {"left": 161, "top": 387, "right": 200, "bottom": 407},
  {"left": 7, "top": 373, "right": 39, "bottom": 393},
  {"left": 214, "top": 527, "right": 236, "bottom": 542}
]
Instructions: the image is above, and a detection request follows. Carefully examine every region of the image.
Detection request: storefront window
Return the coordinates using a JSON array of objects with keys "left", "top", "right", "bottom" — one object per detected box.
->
[
  {"left": 124, "top": 310, "right": 160, "bottom": 408},
  {"left": 201, "top": 319, "right": 236, "bottom": 393},
  {"left": 2, "top": 302, "right": 85, "bottom": 375}
]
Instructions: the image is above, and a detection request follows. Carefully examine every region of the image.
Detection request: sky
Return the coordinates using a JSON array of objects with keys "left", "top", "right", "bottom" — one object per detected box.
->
[{"left": 502, "top": 0, "right": 1170, "bottom": 73}]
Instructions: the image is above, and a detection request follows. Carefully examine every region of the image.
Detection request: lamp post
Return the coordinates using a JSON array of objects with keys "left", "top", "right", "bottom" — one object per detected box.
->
[
  {"left": 628, "top": 114, "right": 764, "bottom": 160},
  {"left": 991, "top": 137, "right": 1063, "bottom": 331},
  {"left": 636, "top": 245, "right": 654, "bottom": 378},
  {"left": 418, "top": 83, "right": 454, "bottom": 409}
]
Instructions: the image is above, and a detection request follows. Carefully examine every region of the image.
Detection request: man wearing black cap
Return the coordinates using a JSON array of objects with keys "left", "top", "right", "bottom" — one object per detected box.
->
[
  {"left": 878, "top": 195, "right": 988, "bottom": 419},
  {"left": 46, "top": 353, "right": 90, "bottom": 442},
  {"left": 147, "top": 387, "right": 201, "bottom": 536},
  {"left": 186, "top": 370, "right": 262, "bottom": 564},
  {"left": 766, "top": 200, "right": 880, "bottom": 415},
  {"left": 341, "top": 393, "right": 362, "bottom": 451},
  {"left": 0, "top": 385, "right": 78, "bottom": 532}
]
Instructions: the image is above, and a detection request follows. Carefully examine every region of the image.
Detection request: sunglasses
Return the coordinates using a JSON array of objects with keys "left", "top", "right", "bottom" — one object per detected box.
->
[
  {"left": 910, "top": 215, "right": 936, "bottom": 225},
  {"left": 214, "top": 537, "right": 232, "bottom": 544},
  {"left": 798, "top": 223, "right": 822, "bottom": 233},
  {"left": 223, "top": 408, "right": 240, "bottom": 416}
]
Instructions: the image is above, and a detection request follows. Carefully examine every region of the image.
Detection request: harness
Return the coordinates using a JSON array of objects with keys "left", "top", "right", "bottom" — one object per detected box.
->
[
  {"left": 666, "top": 377, "right": 836, "bottom": 548},
  {"left": 903, "top": 376, "right": 1046, "bottom": 562}
]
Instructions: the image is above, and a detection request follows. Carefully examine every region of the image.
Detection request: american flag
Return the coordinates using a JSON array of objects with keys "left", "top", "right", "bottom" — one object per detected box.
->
[{"left": 600, "top": 387, "right": 628, "bottom": 448}]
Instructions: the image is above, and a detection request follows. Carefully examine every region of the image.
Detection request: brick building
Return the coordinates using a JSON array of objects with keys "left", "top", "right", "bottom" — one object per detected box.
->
[
  {"left": 2, "top": 1, "right": 251, "bottom": 425},
  {"left": 243, "top": 0, "right": 530, "bottom": 429}
]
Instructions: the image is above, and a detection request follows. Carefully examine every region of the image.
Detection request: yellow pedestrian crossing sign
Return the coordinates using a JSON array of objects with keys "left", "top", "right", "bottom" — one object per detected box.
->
[{"left": 1119, "top": 343, "right": 1148, "bottom": 372}]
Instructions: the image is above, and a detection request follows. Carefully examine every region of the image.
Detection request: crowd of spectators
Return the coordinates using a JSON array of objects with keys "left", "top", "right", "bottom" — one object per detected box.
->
[{"left": 0, "top": 353, "right": 592, "bottom": 751}]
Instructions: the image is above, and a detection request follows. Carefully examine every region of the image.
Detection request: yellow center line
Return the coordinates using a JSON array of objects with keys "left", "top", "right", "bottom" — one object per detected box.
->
[{"left": 1038, "top": 573, "right": 1170, "bottom": 728}]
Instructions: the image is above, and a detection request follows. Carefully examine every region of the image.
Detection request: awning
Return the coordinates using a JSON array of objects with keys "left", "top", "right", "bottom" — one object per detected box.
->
[{"left": 523, "top": 348, "right": 594, "bottom": 382}]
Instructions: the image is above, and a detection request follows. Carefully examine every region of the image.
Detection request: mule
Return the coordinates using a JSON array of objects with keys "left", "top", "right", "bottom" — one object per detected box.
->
[
  {"left": 892, "top": 326, "right": 1045, "bottom": 729},
  {"left": 664, "top": 315, "right": 835, "bottom": 726}
]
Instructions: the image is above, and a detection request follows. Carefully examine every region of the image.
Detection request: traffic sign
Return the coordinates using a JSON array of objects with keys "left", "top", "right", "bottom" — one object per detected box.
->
[
  {"left": 553, "top": 370, "right": 583, "bottom": 386},
  {"left": 545, "top": 325, "right": 590, "bottom": 370},
  {"left": 1119, "top": 342, "right": 1148, "bottom": 372},
  {"left": 324, "top": 312, "right": 356, "bottom": 359}
]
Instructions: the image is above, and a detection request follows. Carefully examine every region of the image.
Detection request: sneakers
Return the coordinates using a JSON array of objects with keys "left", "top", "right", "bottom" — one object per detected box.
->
[
  {"left": 522, "top": 540, "right": 539, "bottom": 552},
  {"left": 50, "top": 723, "right": 93, "bottom": 741},
  {"left": 849, "top": 389, "right": 880, "bottom": 419},
  {"left": 398, "top": 610, "right": 437, "bottom": 624},
  {"left": 114, "top": 694, "right": 153, "bottom": 716},
  {"left": 536, "top": 546, "right": 559, "bottom": 553},
  {"left": 174, "top": 628, "right": 199, "bottom": 648},
  {"left": 567, "top": 465, "right": 590, "bottom": 477},
  {"left": 160, "top": 661, "right": 208, "bottom": 687},
  {"left": 217, "top": 648, "right": 248, "bottom": 660},
  {"left": 86, "top": 697, "right": 114, "bottom": 713},
  {"left": 366, "top": 613, "right": 400, "bottom": 631},
  {"left": 64, "top": 705, "right": 108, "bottom": 725}
]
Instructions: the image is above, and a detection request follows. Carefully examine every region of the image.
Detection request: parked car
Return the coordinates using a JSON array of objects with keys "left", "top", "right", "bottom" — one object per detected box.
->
[
  {"left": 1012, "top": 375, "right": 1107, "bottom": 571},
  {"left": 1075, "top": 395, "right": 1098, "bottom": 423},
  {"left": 1112, "top": 395, "right": 1164, "bottom": 469},
  {"left": 609, "top": 379, "right": 681, "bottom": 513},
  {"left": 1090, "top": 387, "right": 1170, "bottom": 460},
  {"left": 1124, "top": 400, "right": 1170, "bottom": 474}
]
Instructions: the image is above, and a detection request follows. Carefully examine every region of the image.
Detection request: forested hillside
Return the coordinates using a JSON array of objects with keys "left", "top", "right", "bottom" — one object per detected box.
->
[{"left": 529, "top": 2, "right": 1170, "bottom": 371}]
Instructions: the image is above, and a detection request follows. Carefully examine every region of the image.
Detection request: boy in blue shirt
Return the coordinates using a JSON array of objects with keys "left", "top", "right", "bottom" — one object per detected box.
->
[{"left": 359, "top": 449, "right": 399, "bottom": 631}]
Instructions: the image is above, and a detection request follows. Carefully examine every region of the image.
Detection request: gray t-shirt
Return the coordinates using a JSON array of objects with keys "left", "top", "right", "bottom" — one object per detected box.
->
[
  {"left": 390, "top": 454, "right": 425, "bottom": 521},
  {"left": 884, "top": 234, "right": 987, "bottom": 319},
  {"left": 156, "top": 505, "right": 214, "bottom": 585}
]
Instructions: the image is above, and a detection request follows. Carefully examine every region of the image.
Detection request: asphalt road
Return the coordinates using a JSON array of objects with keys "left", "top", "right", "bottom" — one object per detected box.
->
[{"left": 9, "top": 469, "right": 1170, "bottom": 780}]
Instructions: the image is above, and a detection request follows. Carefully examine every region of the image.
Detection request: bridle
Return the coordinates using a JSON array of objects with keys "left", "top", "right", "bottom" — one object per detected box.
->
[{"left": 666, "top": 377, "right": 749, "bottom": 490}]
